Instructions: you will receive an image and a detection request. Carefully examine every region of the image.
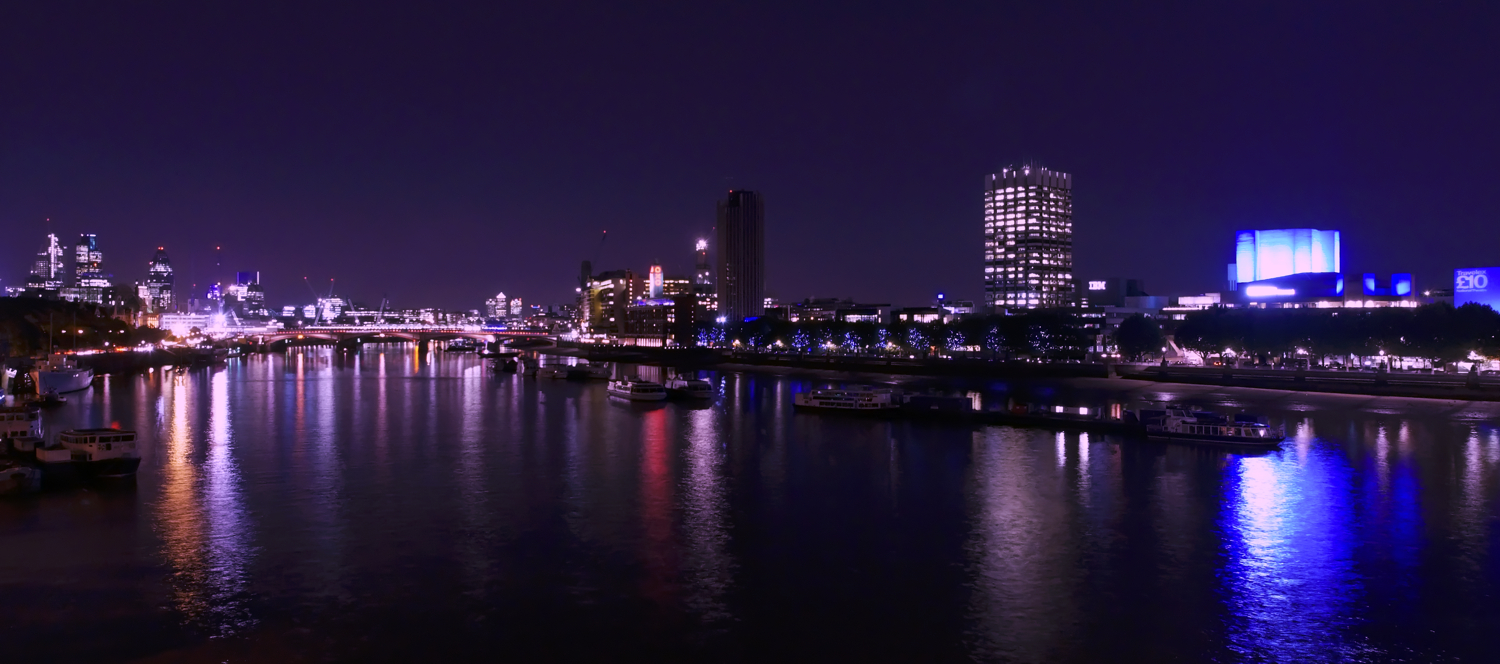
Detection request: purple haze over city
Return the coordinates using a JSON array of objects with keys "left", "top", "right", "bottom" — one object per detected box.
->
[{"left": 2, "top": 2, "right": 1497, "bottom": 310}]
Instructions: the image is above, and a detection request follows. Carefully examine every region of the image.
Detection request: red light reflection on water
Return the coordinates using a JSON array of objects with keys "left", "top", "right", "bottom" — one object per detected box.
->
[{"left": 639, "top": 408, "right": 678, "bottom": 607}]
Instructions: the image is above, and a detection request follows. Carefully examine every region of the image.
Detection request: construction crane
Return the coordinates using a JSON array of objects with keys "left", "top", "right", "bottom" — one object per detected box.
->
[{"left": 580, "top": 229, "right": 607, "bottom": 288}]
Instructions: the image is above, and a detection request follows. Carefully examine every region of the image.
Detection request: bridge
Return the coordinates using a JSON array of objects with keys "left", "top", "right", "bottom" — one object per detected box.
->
[{"left": 250, "top": 325, "right": 557, "bottom": 348}]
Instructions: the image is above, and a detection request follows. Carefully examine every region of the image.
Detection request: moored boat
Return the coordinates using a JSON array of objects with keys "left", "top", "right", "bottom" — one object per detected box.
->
[
  {"left": 58, "top": 428, "right": 143, "bottom": 480},
  {"left": 664, "top": 374, "right": 713, "bottom": 400},
  {"left": 1139, "top": 408, "right": 1284, "bottom": 448},
  {"left": 0, "top": 403, "right": 43, "bottom": 440},
  {"left": 607, "top": 377, "right": 667, "bottom": 401},
  {"left": 793, "top": 387, "right": 903, "bottom": 413},
  {"left": 31, "top": 354, "right": 93, "bottom": 394}
]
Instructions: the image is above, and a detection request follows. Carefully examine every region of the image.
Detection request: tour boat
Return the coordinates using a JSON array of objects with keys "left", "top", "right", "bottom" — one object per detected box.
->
[
  {"left": 0, "top": 403, "right": 43, "bottom": 441},
  {"left": 664, "top": 376, "right": 714, "bottom": 400},
  {"left": 607, "top": 377, "right": 667, "bottom": 401},
  {"left": 793, "top": 388, "right": 903, "bottom": 413},
  {"left": 1138, "top": 408, "right": 1284, "bottom": 448},
  {"left": 31, "top": 354, "right": 93, "bottom": 394},
  {"left": 60, "top": 428, "right": 142, "bottom": 479}
]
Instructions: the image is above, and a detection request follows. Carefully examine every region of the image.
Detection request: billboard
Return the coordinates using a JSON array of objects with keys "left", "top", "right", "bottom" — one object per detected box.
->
[
  {"left": 1456, "top": 268, "right": 1500, "bottom": 310},
  {"left": 1234, "top": 228, "right": 1340, "bottom": 284}
]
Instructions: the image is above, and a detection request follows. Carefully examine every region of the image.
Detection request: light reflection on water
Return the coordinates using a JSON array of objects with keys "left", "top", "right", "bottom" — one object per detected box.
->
[{"left": 5, "top": 348, "right": 1500, "bottom": 661}]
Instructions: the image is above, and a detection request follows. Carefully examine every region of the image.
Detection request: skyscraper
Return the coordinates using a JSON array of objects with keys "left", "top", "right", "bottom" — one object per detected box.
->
[
  {"left": 145, "top": 247, "right": 175, "bottom": 312},
  {"left": 983, "top": 165, "right": 1075, "bottom": 310},
  {"left": 28, "top": 233, "right": 65, "bottom": 291},
  {"left": 715, "top": 190, "right": 765, "bottom": 323},
  {"left": 74, "top": 234, "right": 106, "bottom": 285},
  {"left": 694, "top": 239, "right": 711, "bottom": 286}
]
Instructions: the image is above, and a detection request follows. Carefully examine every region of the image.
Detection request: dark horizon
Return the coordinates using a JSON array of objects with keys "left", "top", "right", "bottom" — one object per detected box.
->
[{"left": 4, "top": 2, "right": 1498, "bottom": 310}]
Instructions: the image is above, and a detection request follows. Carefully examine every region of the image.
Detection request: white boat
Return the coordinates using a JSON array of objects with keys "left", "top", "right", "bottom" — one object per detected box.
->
[
  {"left": 793, "top": 388, "right": 903, "bottom": 413},
  {"left": 664, "top": 376, "right": 713, "bottom": 399},
  {"left": 607, "top": 377, "right": 667, "bottom": 401},
  {"left": 0, "top": 404, "right": 43, "bottom": 441},
  {"left": 1139, "top": 408, "right": 1284, "bottom": 448},
  {"left": 31, "top": 354, "right": 93, "bottom": 394},
  {"left": 58, "top": 428, "right": 142, "bottom": 479}
]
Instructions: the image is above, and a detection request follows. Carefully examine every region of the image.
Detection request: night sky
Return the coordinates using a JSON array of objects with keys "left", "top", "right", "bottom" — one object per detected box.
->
[{"left": 3, "top": 3, "right": 1497, "bottom": 311}]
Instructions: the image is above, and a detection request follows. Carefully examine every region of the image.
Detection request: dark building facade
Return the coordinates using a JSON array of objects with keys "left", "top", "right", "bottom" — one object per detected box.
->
[{"left": 715, "top": 190, "right": 765, "bottom": 323}]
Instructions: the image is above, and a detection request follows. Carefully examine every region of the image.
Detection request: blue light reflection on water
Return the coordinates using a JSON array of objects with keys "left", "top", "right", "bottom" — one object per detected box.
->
[
  {"left": 9, "top": 348, "right": 1500, "bottom": 661},
  {"left": 1218, "top": 441, "right": 1365, "bottom": 660}
]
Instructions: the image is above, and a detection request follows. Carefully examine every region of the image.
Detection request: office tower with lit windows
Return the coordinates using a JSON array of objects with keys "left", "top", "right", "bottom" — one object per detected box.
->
[
  {"left": 983, "top": 164, "right": 1075, "bottom": 310},
  {"left": 715, "top": 190, "right": 765, "bottom": 323},
  {"left": 28, "top": 233, "right": 66, "bottom": 291},
  {"left": 74, "top": 234, "right": 106, "bottom": 284},
  {"left": 145, "top": 247, "right": 175, "bottom": 312}
]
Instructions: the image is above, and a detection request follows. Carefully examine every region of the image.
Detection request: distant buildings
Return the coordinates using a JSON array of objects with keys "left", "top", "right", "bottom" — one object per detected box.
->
[
  {"left": 983, "top": 164, "right": 1075, "bottom": 311},
  {"left": 143, "top": 247, "right": 175, "bottom": 313},
  {"left": 715, "top": 190, "right": 765, "bottom": 323},
  {"left": 224, "top": 271, "right": 267, "bottom": 318},
  {"left": 27, "top": 233, "right": 65, "bottom": 292}
]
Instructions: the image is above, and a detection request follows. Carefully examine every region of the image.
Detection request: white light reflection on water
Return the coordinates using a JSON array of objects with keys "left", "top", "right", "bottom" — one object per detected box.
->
[
  {"left": 966, "top": 427, "right": 1078, "bottom": 661},
  {"left": 155, "top": 369, "right": 257, "bottom": 635},
  {"left": 680, "top": 406, "right": 734, "bottom": 624},
  {"left": 1218, "top": 443, "right": 1364, "bottom": 660}
]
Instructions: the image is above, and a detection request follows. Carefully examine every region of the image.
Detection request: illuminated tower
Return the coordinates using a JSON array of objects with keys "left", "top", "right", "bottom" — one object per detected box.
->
[
  {"left": 74, "top": 234, "right": 104, "bottom": 284},
  {"left": 145, "top": 247, "right": 175, "bottom": 312},
  {"left": 28, "top": 233, "right": 65, "bottom": 290},
  {"left": 694, "top": 239, "right": 711, "bottom": 286},
  {"left": 983, "top": 165, "right": 1074, "bottom": 310},
  {"left": 715, "top": 190, "right": 765, "bottom": 323},
  {"left": 648, "top": 264, "right": 664, "bottom": 299}
]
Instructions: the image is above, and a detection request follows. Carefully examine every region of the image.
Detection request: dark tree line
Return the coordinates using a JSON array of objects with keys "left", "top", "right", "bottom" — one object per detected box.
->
[
  {"left": 0, "top": 298, "right": 166, "bottom": 357},
  {"left": 1170, "top": 303, "right": 1500, "bottom": 366}
]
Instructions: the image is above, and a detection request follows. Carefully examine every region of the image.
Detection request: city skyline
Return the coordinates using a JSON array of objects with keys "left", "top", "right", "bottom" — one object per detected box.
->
[{"left": 3, "top": 4, "right": 1496, "bottom": 310}]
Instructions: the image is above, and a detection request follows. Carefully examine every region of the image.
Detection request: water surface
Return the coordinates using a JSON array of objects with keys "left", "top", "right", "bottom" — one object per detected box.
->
[{"left": 3, "top": 346, "right": 1498, "bottom": 662}]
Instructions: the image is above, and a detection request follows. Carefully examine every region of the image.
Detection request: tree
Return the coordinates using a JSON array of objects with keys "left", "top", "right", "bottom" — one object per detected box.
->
[{"left": 1115, "top": 314, "right": 1163, "bottom": 361}]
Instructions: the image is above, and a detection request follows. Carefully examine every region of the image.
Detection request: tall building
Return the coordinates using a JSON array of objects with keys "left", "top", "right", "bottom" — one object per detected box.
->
[
  {"left": 28, "top": 233, "right": 66, "bottom": 291},
  {"left": 145, "top": 247, "right": 175, "bottom": 312},
  {"left": 983, "top": 165, "right": 1075, "bottom": 310},
  {"left": 587, "top": 269, "right": 641, "bottom": 335},
  {"left": 74, "top": 234, "right": 109, "bottom": 286},
  {"left": 486, "top": 292, "right": 508, "bottom": 320},
  {"left": 715, "top": 190, "right": 765, "bottom": 323},
  {"left": 224, "top": 271, "right": 267, "bottom": 318},
  {"left": 694, "top": 239, "right": 711, "bottom": 286}
]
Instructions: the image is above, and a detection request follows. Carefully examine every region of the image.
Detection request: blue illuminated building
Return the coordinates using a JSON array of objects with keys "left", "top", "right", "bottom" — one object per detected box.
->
[
  {"left": 1232, "top": 229, "right": 1340, "bottom": 284},
  {"left": 1362, "top": 273, "right": 1413, "bottom": 297}
]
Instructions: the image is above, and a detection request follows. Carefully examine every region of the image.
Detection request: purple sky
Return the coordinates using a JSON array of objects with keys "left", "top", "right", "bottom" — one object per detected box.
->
[{"left": 3, "top": 2, "right": 1498, "bottom": 310}]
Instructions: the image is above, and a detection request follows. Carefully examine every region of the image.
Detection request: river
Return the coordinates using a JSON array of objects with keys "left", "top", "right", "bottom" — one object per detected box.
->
[{"left": 3, "top": 345, "right": 1498, "bottom": 662}]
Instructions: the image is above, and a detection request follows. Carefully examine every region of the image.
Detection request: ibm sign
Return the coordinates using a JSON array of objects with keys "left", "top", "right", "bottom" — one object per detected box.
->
[{"left": 1455, "top": 268, "right": 1500, "bottom": 310}]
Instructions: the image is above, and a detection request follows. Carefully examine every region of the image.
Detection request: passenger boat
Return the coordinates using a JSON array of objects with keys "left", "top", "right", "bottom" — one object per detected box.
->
[
  {"left": 607, "top": 377, "right": 667, "bottom": 401},
  {"left": 664, "top": 376, "right": 713, "bottom": 400},
  {"left": 1139, "top": 408, "right": 1284, "bottom": 448},
  {"left": 792, "top": 388, "right": 903, "bottom": 413},
  {"left": 0, "top": 403, "right": 43, "bottom": 441},
  {"left": 31, "top": 354, "right": 93, "bottom": 394}
]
